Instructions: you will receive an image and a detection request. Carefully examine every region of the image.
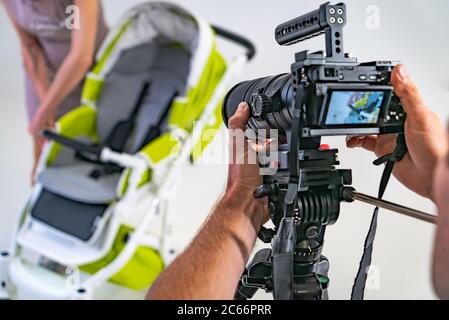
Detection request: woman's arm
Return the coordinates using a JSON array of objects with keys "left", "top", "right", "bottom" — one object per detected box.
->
[
  {"left": 147, "top": 103, "right": 267, "bottom": 300},
  {"left": 3, "top": 5, "right": 50, "bottom": 101},
  {"left": 3, "top": 3, "right": 52, "bottom": 182},
  {"left": 29, "top": 0, "right": 101, "bottom": 135}
]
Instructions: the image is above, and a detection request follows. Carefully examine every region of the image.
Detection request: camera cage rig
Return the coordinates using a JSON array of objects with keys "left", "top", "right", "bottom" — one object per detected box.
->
[
  {"left": 234, "top": 2, "right": 408, "bottom": 300},
  {"left": 275, "top": 1, "right": 347, "bottom": 58}
]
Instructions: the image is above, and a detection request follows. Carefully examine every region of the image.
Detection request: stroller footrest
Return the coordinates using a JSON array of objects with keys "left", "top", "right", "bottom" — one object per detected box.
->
[{"left": 31, "top": 190, "right": 108, "bottom": 242}]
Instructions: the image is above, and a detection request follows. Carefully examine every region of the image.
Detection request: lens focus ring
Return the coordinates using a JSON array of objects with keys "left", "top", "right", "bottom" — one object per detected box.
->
[{"left": 251, "top": 94, "right": 272, "bottom": 118}]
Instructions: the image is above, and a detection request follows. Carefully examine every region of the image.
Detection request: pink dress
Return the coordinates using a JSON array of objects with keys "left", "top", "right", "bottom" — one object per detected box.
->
[{"left": 2, "top": 0, "right": 108, "bottom": 121}]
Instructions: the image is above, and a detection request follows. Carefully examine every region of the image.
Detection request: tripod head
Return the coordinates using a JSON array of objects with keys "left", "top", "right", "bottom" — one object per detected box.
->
[{"left": 236, "top": 145, "right": 352, "bottom": 300}]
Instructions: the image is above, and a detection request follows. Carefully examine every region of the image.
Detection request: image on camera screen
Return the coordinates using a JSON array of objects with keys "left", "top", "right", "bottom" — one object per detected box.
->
[{"left": 325, "top": 91, "right": 384, "bottom": 125}]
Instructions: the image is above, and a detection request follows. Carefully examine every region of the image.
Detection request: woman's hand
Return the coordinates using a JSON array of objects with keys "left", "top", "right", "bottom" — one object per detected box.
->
[
  {"left": 347, "top": 64, "right": 448, "bottom": 200},
  {"left": 29, "top": 106, "right": 55, "bottom": 184},
  {"left": 29, "top": 106, "right": 56, "bottom": 137}
]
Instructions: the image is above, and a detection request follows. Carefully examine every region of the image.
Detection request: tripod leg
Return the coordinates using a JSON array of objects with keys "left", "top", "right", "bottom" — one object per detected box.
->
[
  {"left": 235, "top": 279, "right": 259, "bottom": 300},
  {"left": 315, "top": 256, "right": 330, "bottom": 300}
]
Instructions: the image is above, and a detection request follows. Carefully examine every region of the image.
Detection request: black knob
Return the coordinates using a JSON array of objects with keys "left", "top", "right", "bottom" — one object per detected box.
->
[
  {"left": 251, "top": 94, "right": 272, "bottom": 118},
  {"left": 254, "top": 184, "right": 272, "bottom": 199},
  {"left": 258, "top": 226, "right": 276, "bottom": 243}
]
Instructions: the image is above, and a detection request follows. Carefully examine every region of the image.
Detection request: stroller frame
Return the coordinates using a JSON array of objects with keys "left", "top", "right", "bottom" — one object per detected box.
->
[{"left": 0, "top": 3, "right": 254, "bottom": 300}]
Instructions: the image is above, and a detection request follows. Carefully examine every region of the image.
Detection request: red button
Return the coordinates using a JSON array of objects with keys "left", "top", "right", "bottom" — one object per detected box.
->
[{"left": 320, "top": 144, "right": 330, "bottom": 150}]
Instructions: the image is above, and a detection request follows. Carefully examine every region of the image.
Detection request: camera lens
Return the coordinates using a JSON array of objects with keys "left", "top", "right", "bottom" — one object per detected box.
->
[
  {"left": 222, "top": 74, "right": 293, "bottom": 131},
  {"left": 330, "top": 17, "right": 336, "bottom": 24},
  {"left": 329, "top": 8, "right": 336, "bottom": 14}
]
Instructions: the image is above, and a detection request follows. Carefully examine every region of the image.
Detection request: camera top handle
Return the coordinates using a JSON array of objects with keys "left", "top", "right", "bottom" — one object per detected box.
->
[{"left": 275, "top": 2, "right": 346, "bottom": 59}]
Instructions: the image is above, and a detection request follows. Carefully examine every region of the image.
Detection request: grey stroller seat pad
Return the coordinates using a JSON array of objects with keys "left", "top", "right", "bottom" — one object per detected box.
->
[{"left": 38, "top": 162, "right": 121, "bottom": 204}]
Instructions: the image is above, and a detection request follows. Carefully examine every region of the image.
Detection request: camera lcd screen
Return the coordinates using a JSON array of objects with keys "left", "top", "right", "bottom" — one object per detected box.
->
[{"left": 324, "top": 91, "right": 385, "bottom": 126}]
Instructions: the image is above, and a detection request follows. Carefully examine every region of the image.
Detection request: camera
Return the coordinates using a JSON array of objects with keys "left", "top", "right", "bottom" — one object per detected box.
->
[
  {"left": 222, "top": 2, "right": 405, "bottom": 138},
  {"left": 222, "top": 2, "right": 407, "bottom": 301}
]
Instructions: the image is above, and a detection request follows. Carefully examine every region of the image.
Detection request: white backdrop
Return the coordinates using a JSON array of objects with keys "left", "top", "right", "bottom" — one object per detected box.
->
[{"left": 1, "top": 0, "right": 449, "bottom": 300}]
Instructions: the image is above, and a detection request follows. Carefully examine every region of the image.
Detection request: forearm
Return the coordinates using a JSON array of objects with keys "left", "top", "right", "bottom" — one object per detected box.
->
[
  {"left": 147, "top": 185, "right": 265, "bottom": 300},
  {"left": 38, "top": 0, "right": 99, "bottom": 113},
  {"left": 39, "top": 52, "right": 92, "bottom": 112},
  {"left": 433, "top": 214, "right": 449, "bottom": 299},
  {"left": 21, "top": 43, "right": 49, "bottom": 101},
  {"left": 6, "top": 8, "right": 50, "bottom": 101}
]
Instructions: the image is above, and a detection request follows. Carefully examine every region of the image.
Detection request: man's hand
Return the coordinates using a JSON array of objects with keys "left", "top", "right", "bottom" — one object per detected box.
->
[
  {"left": 226, "top": 102, "right": 261, "bottom": 190},
  {"left": 224, "top": 102, "right": 267, "bottom": 226},
  {"left": 347, "top": 64, "right": 448, "bottom": 199},
  {"left": 147, "top": 102, "right": 266, "bottom": 300}
]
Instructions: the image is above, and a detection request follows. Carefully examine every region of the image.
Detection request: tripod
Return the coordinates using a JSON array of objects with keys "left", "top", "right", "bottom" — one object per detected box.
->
[{"left": 235, "top": 146, "right": 352, "bottom": 300}]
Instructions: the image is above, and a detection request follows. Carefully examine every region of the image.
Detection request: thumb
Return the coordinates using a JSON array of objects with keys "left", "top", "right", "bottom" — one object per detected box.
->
[
  {"left": 228, "top": 102, "right": 250, "bottom": 131},
  {"left": 49, "top": 116, "right": 56, "bottom": 128},
  {"left": 391, "top": 64, "right": 427, "bottom": 117},
  {"left": 28, "top": 120, "right": 38, "bottom": 136}
]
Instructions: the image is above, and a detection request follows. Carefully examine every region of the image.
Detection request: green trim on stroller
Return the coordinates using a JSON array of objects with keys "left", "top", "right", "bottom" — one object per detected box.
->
[
  {"left": 46, "top": 105, "right": 97, "bottom": 166},
  {"left": 80, "top": 225, "right": 164, "bottom": 290}
]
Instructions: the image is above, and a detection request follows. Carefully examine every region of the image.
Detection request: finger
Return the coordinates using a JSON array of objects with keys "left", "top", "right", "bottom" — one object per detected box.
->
[
  {"left": 346, "top": 136, "right": 363, "bottom": 148},
  {"left": 391, "top": 64, "right": 427, "bottom": 117},
  {"left": 228, "top": 103, "right": 252, "bottom": 165},
  {"left": 30, "top": 127, "right": 39, "bottom": 137},
  {"left": 358, "top": 136, "right": 379, "bottom": 152},
  {"left": 346, "top": 136, "right": 377, "bottom": 152},
  {"left": 28, "top": 122, "right": 36, "bottom": 135},
  {"left": 228, "top": 102, "right": 250, "bottom": 130},
  {"left": 36, "top": 136, "right": 45, "bottom": 149}
]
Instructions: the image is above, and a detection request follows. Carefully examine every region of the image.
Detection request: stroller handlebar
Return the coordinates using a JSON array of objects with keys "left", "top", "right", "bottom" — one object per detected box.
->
[
  {"left": 211, "top": 25, "right": 256, "bottom": 61},
  {"left": 42, "top": 130, "right": 147, "bottom": 170},
  {"left": 42, "top": 129, "right": 102, "bottom": 159}
]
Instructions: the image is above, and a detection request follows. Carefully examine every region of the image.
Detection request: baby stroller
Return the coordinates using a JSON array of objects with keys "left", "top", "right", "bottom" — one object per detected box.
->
[{"left": 0, "top": 2, "right": 254, "bottom": 300}]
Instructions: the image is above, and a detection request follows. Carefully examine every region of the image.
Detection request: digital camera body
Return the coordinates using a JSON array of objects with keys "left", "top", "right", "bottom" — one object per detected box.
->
[
  {"left": 223, "top": 2, "right": 405, "bottom": 139},
  {"left": 290, "top": 51, "right": 405, "bottom": 138}
]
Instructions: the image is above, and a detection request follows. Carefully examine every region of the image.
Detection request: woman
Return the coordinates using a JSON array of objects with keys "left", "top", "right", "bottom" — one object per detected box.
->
[{"left": 1, "top": 0, "right": 108, "bottom": 182}]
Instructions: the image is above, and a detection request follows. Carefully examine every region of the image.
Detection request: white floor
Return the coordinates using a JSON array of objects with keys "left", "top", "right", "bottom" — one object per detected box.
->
[{"left": 2, "top": 0, "right": 449, "bottom": 300}]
